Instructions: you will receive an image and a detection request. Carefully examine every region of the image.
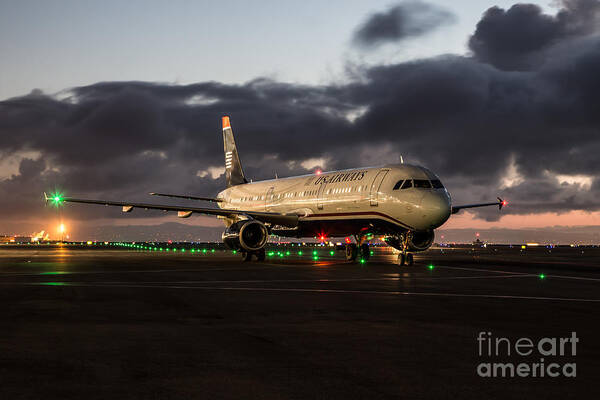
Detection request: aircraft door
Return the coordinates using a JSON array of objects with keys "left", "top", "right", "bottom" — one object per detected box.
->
[
  {"left": 317, "top": 181, "right": 327, "bottom": 210},
  {"left": 369, "top": 169, "right": 390, "bottom": 206},
  {"left": 265, "top": 186, "right": 275, "bottom": 212}
]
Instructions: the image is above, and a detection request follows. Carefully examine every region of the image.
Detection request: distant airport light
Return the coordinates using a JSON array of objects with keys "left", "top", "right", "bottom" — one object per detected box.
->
[
  {"left": 428, "top": 264, "right": 434, "bottom": 270},
  {"left": 539, "top": 273, "right": 546, "bottom": 280},
  {"left": 315, "top": 169, "right": 322, "bottom": 175}
]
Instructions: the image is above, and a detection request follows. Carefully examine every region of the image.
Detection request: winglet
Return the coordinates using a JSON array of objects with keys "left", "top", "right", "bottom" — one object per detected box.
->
[
  {"left": 222, "top": 116, "right": 231, "bottom": 130},
  {"left": 498, "top": 197, "right": 507, "bottom": 210}
]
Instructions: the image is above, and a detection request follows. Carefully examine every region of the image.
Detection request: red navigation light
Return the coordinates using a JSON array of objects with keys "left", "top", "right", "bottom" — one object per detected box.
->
[
  {"left": 502, "top": 200, "right": 508, "bottom": 206},
  {"left": 319, "top": 235, "right": 326, "bottom": 242},
  {"left": 476, "top": 232, "right": 480, "bottom": 237},
  {"left": 315, "top": 169, "right": 322, "bottom": 175},
  {"left": 344, "top": 237, "right": 351, "bottom": 244}
]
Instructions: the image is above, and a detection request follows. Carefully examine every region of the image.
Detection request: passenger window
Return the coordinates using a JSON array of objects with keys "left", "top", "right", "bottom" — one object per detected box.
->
[
  {"left": 393, "top": 180, "right": 404, "bottom": 190},
  {"left": 431, "top": 179, "right": 444, "bottom": 189},
  {"left": 401, "top": 180, "right": 412, "bottom": 189},
  {"left": 414, "top": 180, "right": 432, "bottom": 188}
]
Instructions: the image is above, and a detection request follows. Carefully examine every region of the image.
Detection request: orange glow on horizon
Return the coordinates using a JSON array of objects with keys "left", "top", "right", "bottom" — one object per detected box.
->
[{"left": 444, "top": 210, "right": 600, "bottom": 229}]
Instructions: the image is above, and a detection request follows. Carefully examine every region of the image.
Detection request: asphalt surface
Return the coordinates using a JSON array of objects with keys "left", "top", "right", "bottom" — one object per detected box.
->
[{"left": 1, "top": 244, "right": 599, "bottom": 399}]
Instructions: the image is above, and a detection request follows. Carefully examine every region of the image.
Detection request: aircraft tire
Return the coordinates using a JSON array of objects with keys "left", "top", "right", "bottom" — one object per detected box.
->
[
  {"left": 360, "top": 244, "right": 370, "bottom": 261},
  {"left": 406, "top": 253, "right": 414, "bottom": 266},
  {"left": 345, "top": 244, "right": 358, "bottom": 262},
  {"left": 398, "top": 253, "right": 405, "bottom": 266},
  {"left": 242, "top": 251, "right": 253, "bottom": 262}
]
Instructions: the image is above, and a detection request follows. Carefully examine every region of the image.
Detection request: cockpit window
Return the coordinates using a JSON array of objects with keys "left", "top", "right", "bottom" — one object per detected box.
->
[
  {"left": 431, "top": 179, "right": 444, "bottom": 189},
  {"left": 413, "top": 179, "right": 432, "bottom": 188},
  {"left": 400, "top": 180, "right": 412, "bottom": 189},
  {"left": 392, "top": 180, "right": 404, "bottom": 190}
]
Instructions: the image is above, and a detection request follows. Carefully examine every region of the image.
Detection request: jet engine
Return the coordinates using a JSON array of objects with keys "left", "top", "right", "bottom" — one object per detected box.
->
[
  {"left": 406, "top": 230, "right": 435, "bottom": 252},
  {"left": 222, "top": 220, "right": 269, "bottom": 252}
]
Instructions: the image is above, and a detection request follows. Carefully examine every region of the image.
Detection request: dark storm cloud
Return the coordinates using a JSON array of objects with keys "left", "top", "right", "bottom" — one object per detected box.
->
[
  {"left": 469, "top": 0, "right": 600, "bottom": 70},
  {"left": 2, "top": 0, "right": 600, "bottom": 227},
  {"left": 352, "top": 1, "right": 456, "bottom": 48}
]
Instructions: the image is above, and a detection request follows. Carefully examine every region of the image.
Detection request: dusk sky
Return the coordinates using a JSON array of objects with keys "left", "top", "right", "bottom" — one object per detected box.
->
[{"left": 1, "top": 0, "right": 600, "bottom": 240}]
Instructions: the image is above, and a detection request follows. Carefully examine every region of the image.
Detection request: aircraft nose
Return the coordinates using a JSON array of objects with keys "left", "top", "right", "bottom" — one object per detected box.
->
[{"left": 421, "top": 191, "right": 451, "bottom": 229}]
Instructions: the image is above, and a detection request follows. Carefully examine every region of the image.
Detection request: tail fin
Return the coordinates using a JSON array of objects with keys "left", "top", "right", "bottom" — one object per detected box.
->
[{"left": 222, "top": 116, "right": 248, "bottom": 187}]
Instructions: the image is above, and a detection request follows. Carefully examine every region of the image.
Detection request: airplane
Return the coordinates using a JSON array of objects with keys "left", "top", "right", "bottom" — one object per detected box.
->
[{"left": 44, "top": 116, "right": 506, "bottom": 265}]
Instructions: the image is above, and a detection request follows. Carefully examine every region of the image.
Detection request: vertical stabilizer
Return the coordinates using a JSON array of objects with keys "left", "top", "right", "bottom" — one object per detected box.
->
[{"left": 222, "top": 116, "right": 248, "bottom": 187}]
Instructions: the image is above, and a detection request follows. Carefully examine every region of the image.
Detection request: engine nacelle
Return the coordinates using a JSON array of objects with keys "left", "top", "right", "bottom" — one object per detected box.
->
[
  {"left": 222, "top": 220, "right": 269, "bottom": 252},
  {"left": 406, "top": 230, "right": 435, "bottom": 252}
]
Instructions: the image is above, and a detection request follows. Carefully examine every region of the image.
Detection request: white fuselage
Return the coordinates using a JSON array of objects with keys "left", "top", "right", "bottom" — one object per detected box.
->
[{"left": 217, "top": 164, "right": 451, "bottom": 237}]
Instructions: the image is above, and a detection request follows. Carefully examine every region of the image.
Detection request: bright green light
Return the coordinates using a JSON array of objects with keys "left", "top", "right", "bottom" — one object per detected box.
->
[
  {"left": 359, "top": 258, "right": 365, "bottom": 264},
  {"left": 330, "top": 251, "right": 334, "bottom": 256},
  {"left": 428, "top": 264, "right": 434, "bottom": 270},
  {"left": 298, "top": 251, "right": 302, "bottom": 256},
  {"left": 370, "top": 251, "right": 374, "bottom": 256},
  {"left": 202, "top": 249, "right": 207, "bottom": 253},
  {"left": 313, "top": 256, "right": 319, "bottom": 260},
  {"left": 181, "top": 248, "right": 185, "bottom": 252},
  {"left": 539, "top": 273, "right": 546, "bottom": 280},
  {"left": 211, "top": 249, "right": 215, "bottom": 253},
  {"left": 232, "top": 250, "right": 237, "bottom": 254},
  {"left": 286, "top": 251, "right": 290, "bottom": 256},
  {"left": 312, "top": 250, "right": 317, "bottom": 255}
]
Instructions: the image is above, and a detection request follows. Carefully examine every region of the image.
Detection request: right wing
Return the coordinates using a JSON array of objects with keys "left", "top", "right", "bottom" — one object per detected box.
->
[
  {"left": 149, "top": 192, "right": 223, "bottom": 202},
  {"left": 44, "top": 193, "right": 298, "bottom": 227},
  {"left": 451, "top": 197, "right": 507, "bottom": 214}
]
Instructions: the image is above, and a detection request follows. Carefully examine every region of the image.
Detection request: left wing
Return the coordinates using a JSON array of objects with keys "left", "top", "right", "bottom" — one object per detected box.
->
[
  {"left": 451, "top": 197, "right": 507, "bottom": 215},
  {"left": 149, "top": 192, "right": 223, "bottom": 202},
  {"left": 44, "top": 193, "right": 298, "bottom": 227}
]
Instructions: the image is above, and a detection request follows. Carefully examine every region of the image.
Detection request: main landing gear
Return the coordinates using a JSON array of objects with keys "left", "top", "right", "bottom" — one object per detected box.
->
[
  {"left": 397, "top": 252, "right": 414, "bottom": 266},
  {"left": 241, "top": 248, "right": 266, "bottom": 262},
  {"left": 345, "top": 239, "right": 371, "bottom": 263}
]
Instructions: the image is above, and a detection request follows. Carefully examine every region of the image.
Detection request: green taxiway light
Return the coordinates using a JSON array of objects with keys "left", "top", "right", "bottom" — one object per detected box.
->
[
  {"left": 286, "top": 251, "right": 290, "bottom": 256},
  {"left": 181, "top": 248, "right": 185, "bottom": 252},
  {"left": 232, "top": 250, "right": 237, "bottom": 254},
  {"left": 202, "top": 249, "right": 207, "bottom": 253},
  {"left": 312, "top": 250, "right": 317, "bottom": 256},
  {"left": 313, "top": 256, "right": 319, "bottom": 261},
  {"left": 211, "top": 249, "right": 215, "bottom": 253},
  {"left": 359, "top": 258, "right": 365, "bottom": 264},
  {"left": 539, "top": 273, "right": 546, "bottom": 280},
  {"left": 428, "top": 264, "right": 435, "bottom": 270},
  {"left": 298, "top": 251, "right": 302, "bottom": 256},
  {"left": 329, "top": 251, "right": 334, "bottom": 256},
  {"left": 370, "top": 251, "right": 374, "bottom": 256}
]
